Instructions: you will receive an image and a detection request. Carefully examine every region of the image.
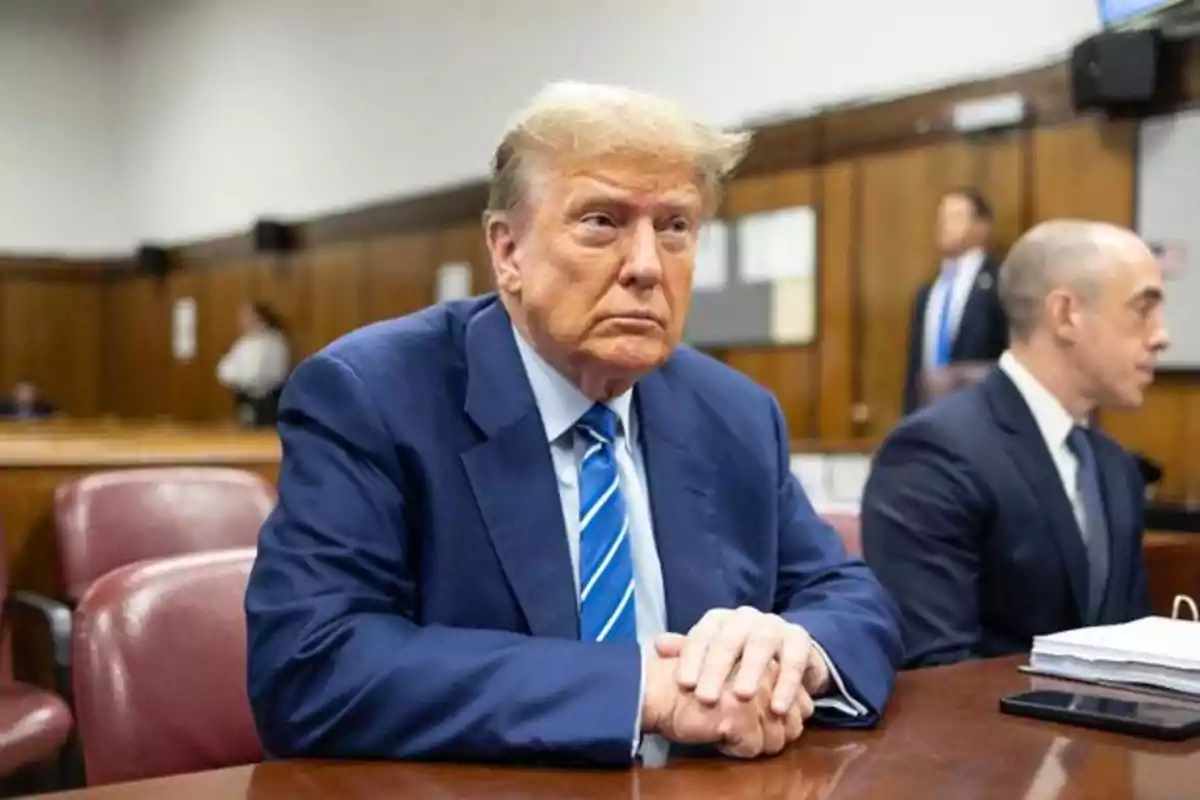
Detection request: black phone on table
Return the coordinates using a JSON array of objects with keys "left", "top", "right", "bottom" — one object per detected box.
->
[{"left": 999, "top": 689, "right": 1200, "bottom": 741}]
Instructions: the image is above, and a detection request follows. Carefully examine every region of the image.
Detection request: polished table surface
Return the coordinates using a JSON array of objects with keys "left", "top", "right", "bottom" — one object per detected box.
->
[{"left": 33, "top": 656, "right": 1200, "bottom": 799}]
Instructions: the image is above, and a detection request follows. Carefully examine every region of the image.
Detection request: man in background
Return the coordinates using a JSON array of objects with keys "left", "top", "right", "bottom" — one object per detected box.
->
[
  {"left": 0, "top": 380, "right": 56, "bottom": 419},
  {"left": 902, "top": 188, "right": 1008, "bottom": 414},
  {"left": 217, "top": 302, "right": 291, "bottom": 427},
  {"left": 864, "top": 220, "right": 1167, "bottom": 668}
]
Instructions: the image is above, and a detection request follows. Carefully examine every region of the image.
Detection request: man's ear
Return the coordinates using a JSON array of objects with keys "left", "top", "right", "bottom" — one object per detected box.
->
[
  {"left": 1047, "top": 289, "right": 1082, "bottom": 344},
  {"left": 485, "top": 212, "right": 522, "bottom": 295}
]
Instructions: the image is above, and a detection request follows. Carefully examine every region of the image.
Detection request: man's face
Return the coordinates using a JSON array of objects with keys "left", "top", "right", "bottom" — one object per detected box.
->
[
  {"left": 1068, "top": 243, "right": 1170, "bottom": 409},
  {"left": 238, "top": 305, "right": 257, "bottom": 334},
  {"left": 13, "top": 382, "right": 35, "bottom": 406},
  {"left": 490, "top": 152, "right": 703, "bottom": 382},
  {"left": 936, "top": 194, "right": 986, "bottom": 258}
]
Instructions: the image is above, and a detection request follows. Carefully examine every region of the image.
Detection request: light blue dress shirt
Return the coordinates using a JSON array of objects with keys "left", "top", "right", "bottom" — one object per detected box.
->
[{"left": 511, "top": 327, "right": 864, "bottom": 763}]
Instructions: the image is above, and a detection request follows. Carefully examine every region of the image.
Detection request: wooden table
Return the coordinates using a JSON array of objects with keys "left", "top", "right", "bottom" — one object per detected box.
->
[{"left": 30, "top": 656, "right": 1200, "bottom": 799}]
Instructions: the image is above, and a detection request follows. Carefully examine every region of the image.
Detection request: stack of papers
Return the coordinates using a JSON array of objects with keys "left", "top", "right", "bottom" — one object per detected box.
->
[{"left": 1030, "top": 617, "right": 1200, "bottom": 697}]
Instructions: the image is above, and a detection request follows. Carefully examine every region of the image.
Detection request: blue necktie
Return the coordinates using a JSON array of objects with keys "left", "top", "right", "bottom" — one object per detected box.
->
[
  {"left": 933, "top": 265, "right": 958, "bottom": 367},
  {"left": 575, "top": 404, "right": 637, "bottom": 643},
  {"left": 1067, "top": 426, "right": 1111, "bottom": 623}
]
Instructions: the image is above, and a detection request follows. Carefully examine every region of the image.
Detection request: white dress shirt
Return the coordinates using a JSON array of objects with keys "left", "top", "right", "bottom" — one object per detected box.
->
[
  {"left": 998, "top": 351, "right": 1090, "bottom": 535},
  {"left": 923, "top": 247, "right": 986, "bottom": 369},
  {"left": 217, "top": 329, "right": 291, "bottom": 398},
  {"left": 511, "top": 327, "right": 863, "bottom": 763}
]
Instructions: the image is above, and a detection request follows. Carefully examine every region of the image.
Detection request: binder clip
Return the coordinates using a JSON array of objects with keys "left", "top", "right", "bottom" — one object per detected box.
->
[{"left": 1171, "top": 594, "right": 1199, "bottom": 622}]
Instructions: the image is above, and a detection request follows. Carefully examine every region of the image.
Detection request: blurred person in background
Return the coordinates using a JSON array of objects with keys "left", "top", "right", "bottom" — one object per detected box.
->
[
  {"left": 217, "top": 302, "right": 291, "bottom": 427},
  {"left": 0, "top": 379, "right": 56, "bottom": 419},
  {"left": 902, "top": 188, "right": 1008, "bottom": 414}
]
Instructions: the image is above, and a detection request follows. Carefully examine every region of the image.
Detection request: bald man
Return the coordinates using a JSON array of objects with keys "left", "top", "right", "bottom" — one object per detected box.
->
[{"left": 862, "top": 220, "right": 1170, "bottom": 669}]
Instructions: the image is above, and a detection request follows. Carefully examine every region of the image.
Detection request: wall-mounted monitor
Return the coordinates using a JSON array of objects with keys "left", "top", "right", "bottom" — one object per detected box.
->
[{"left": 1098, "top": 0, "right": 1187, "bottom": 27}]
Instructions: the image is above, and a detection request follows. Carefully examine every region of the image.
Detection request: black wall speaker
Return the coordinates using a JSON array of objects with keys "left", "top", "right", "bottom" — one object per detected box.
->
[
  {"left": 253, "top": 219, "right": 296, "bottom": 253},
  {"left": 1071, "top": 29, "right": 1162, "bottom": 111},
  {"left": 136, "top": 244, "right": 171, "bottom": 278}
]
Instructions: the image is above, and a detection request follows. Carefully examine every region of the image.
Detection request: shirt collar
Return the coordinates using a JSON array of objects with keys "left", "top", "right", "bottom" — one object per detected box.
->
[
  {"left": 511, "top": 325, "right": 633, "bottom": 444},
  {"left": 943, "top": 247, "right": 986, "bottom": 278},
  {"left": 998, "top": 350, "right": 1082, "bottom": 450}
]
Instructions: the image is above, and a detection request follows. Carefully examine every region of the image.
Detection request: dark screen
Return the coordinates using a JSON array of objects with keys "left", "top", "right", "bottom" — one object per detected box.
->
[{"left": 1014, "top": 690, "right": 1200, "bottom": 728}]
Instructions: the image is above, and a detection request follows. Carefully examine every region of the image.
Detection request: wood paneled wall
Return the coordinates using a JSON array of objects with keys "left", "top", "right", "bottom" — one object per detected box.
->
[
  {"left": 4, "top": 58, "right": 1200, "bottom": 502},
  {"left": 0, "top": 260, "right": 106, "bottom": 417},
  {"left": 94, "top": 117, "right": 1200, "bottom": 497},
  {"left": 98, "top": 222, "right": 493, "bottom": 423}
]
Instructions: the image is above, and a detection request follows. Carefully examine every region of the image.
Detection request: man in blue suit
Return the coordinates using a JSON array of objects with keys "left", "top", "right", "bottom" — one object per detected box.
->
[
  {"left": 901, "top": 188, "right": 1008, "bottom": 415},
  {"left": 245, "top": 81, "right": 901, "bottom": 765},
  {"left": 863, "top": 220, "right": 1170, "bottom": 669}
]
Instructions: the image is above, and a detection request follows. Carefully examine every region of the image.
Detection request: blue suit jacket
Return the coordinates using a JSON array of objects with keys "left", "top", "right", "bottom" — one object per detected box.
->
[
  {"left": 245, "top": 295, "right": 902, "bottom": 765},
  {"left": 862, "top": 369, "right": 1151, "bottom": 669}
]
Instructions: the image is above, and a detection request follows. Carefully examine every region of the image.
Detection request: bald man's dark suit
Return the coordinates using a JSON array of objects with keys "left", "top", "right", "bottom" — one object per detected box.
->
[{"left": 862, "top": 369, "right": 1152, "bottom": 668}]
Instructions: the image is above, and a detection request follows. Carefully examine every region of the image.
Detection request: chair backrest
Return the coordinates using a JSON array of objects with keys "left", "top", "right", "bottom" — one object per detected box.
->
[
  {"left": 54, "top": 467, "right": 275, "bottom": 601},
  {"left": 71, "top": 548, "right": 261, "bottom": 786},
  {"left": 821, "top": 511, "right": 862, "bottom": 556}
]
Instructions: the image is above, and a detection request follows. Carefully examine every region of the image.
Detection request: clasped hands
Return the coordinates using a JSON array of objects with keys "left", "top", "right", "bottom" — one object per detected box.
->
[{"left": 641, "top": 607, "right": 830, "bottom": 758}]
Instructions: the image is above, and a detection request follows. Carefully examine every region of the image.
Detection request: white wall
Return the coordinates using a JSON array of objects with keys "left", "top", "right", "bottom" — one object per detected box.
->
[
  {"left": 0, "top": 0, "right": 127, "bottom": 256},
  {"left": 8, "top": 0, "right": 1106, "bottom": 253},
  {"left": 117, "top": 0, "right": 1103, "bottom": 246}
]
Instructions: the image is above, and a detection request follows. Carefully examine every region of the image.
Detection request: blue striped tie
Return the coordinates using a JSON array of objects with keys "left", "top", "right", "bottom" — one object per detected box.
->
[{"left": 576, "top": 404, "right": 637, "bottom": 643}]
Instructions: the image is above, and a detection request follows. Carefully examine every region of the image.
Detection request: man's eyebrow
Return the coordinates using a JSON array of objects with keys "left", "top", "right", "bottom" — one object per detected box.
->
[{"left": 1129, "top": 286, "right": 1164, "bottom": 306}]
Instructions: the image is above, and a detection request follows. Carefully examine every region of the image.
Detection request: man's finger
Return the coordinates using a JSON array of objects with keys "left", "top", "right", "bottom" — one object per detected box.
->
[
  {"left": 783, "top": 701, "right": 805, "bottom": 742},
  {"left": 760, "top": 714, "right": 787, "bottom": 756},
  {"left": 732, "top": 618, "right": 784, "bottom": 699},
  {"left": 654, "top": 632, "right": 687, "bottom": 658},
  {"left": 695, "top": 607, "right": 758, "bottom": 703},
  {"left": 801, "top": 650, "right": 830, "bottom": 697},
  {"left": 717, "top": 714, "right": 763, "bottom": 759},
  {"left": 795, "top": 688, "right": 815, "bottom": 722},
  {"left": 771, "top": 625, "right": 812, "bottom": 714},
  {"left": 676, "top": 610, "right": 728, "bottom": 689}
]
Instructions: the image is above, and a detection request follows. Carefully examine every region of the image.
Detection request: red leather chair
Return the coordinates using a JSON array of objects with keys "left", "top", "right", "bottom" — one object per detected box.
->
[
  {"left": 17, "top": 467, "right": 274, "bottom": 705},
  {"left": 0, "top": 520, "right": 73, "bottom": 788},
  {"left": 71, "top": 548, "right": 262, "bottom": 786},
  {"left": 55, "top": 467, "right": 275, "bottom": 601},
  {"left": 821, "top": 511, "right": 862, "bottom": 556}
]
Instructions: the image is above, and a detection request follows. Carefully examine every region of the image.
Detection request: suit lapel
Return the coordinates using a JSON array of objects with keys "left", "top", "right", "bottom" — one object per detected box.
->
[
  {"left": 985, "top": 370, "right": 1090, "bottom": 620},
  {"left": 635, "top": 367, "right": 727, "bottom": 633},
  {"left": 460, "top": 299, "right": 578, "bottom": 639},
  {"left": 950, "top": 262, "right": 996, "bottom": 360}
]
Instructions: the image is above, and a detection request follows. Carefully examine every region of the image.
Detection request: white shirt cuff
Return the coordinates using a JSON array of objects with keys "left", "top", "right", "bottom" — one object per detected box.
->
[
  {"left": 810, "top": 640, "right": 868, "bottom": 717},
  {"left": 633, "top": 644, "right": 647, "bottom": 758}
]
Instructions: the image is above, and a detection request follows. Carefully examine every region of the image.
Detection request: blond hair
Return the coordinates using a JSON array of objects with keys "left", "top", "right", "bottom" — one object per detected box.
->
[{"left": 486, "top": 81, "right": 750, "bottom": 219}]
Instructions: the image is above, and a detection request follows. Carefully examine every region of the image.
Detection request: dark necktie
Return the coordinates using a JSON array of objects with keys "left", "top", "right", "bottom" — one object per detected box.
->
[{"left": 1066, "top": 426, "right": 1110, "bottom": 623}]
